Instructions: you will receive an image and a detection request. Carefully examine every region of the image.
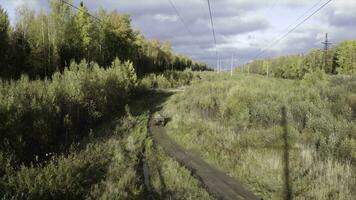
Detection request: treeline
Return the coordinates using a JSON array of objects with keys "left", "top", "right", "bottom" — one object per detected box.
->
[
  {"left": 238, "top": 40, "right": 356, "bottom": 79},
  {"left": 0, "top": 0, "right": 208, "bottom": 79}
]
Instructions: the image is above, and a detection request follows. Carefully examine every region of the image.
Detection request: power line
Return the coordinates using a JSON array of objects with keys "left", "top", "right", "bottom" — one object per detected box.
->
[
  {"left": 166, "top": 0, "right": 213, "bottom": 66},
  {"left": 284, "top": 0, "right": 324, "bottom": 31},
  {"left": 59, "top": 0, "right": 102, "bottom": 23},
  {"left": 254, "top": 0, "right": 333, "bottom": 59},
  {"left": 265, "top": 0, "right": 279, "bottom": 14},
  {"left": 167, "top": 0, "right": 194, "bottom": 36},
  {"left": 207, "top": 0, "right": 218, "bottom": 65}
]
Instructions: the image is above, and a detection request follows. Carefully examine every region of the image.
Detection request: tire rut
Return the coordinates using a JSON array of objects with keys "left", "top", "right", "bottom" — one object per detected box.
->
[{"left": 149, "top": 119, "right": 261, "bottom": 200}]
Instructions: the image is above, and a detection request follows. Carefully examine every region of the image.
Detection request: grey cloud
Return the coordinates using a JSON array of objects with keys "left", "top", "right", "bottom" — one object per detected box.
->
[
  {"left": 215, "top": 17, "right": 269, "bottom": 36},
  {"left": 328, "top": 11, "right": 356, "bottom": 27}
]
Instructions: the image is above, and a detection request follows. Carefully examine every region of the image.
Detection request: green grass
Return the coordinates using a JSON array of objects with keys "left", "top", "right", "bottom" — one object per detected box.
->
[
  {"left": 139, "top": 70, "right": 195, "bottom": 89},
  {"left": 162, "top": 72, "right": 356, "bottom": 200},
  {"left": 0, "top": 113, "right": 148, "bottom": 200},
  {"left": 1, "top": 110, "right": 215, "bottom": 200},
  {"left": 144, "top": 138, "right": 214, "bottom": 200}
]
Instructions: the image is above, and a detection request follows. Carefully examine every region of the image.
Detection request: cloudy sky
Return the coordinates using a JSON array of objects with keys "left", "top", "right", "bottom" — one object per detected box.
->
[{"left": 1, "top": 0, "right": 356, "bottom": 69}]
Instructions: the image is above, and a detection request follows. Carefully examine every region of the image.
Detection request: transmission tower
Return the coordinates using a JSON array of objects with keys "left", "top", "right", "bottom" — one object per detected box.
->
[{"left": 321, "top": 33, "right": 332, "bottom": 70}]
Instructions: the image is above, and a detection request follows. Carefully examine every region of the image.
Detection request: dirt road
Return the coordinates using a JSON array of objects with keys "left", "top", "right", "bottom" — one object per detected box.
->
[{"left": 149, "top": 120, "right": 261, "bottom": 200}]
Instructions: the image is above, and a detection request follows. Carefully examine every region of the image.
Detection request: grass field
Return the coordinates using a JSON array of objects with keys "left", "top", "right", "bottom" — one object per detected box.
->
[{"left": 162, "top": 72, "right": 356, "bottom": 200}]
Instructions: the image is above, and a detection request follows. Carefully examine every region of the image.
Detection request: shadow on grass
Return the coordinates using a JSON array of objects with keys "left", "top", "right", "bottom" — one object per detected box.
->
[
  {"left": 130, "top": 89, "right": 175, "bottom": 199},
  {"left": 281, "top": 106, "right": 292, "bottom": 200},
  {"left": 129, "top": 89, "right": 176, "bottom": 116}
]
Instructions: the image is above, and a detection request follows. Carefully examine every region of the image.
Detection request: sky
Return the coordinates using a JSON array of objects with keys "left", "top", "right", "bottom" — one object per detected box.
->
[{"left": 0, "top": 0, "right": 356, "bottom": 69}]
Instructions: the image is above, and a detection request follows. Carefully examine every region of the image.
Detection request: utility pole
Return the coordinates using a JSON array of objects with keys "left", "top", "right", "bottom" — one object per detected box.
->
[
  {"left": 217, "top": 55, "right": 220, "bottom": 73},
  {"left": 230, "top": 54, "right": 234, "bottom": 77},
  {"left": 322, "top": 33, "right": 332, "bottom": 71}
]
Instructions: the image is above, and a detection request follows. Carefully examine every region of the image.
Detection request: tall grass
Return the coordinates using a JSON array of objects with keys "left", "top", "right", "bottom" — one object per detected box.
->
[
  {"left": 1, "top": 110, "right": 215, "bottom": 200},
  {"left": 163, "top": 72, "right": 356, "bottom": 199},
  {"left": 140, "top": 69, "right": 194, "bottom": 89},
  {"left": 144, "top": 138, "right": 214, "bottom": 199},
  {"left": 0, "top": 67, "right": 215, "bottom": 199}
]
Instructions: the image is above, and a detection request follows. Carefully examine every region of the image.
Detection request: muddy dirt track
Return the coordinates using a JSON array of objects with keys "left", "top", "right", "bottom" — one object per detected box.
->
[{"left": 149, "top": 119, "right": 261, "bottom": 200}]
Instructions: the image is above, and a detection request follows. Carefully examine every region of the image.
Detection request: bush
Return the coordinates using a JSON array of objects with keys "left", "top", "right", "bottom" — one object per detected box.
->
[
  {"left": 163, "top": 73, "right": 356, "bottom": 199},
  {"left": 0, "top": 113, "right": 149, "bottom": 200},
  {"left": 302, "top": 69, "right": 328, "bottom": 85},
  {"left": 139, "top": 70, "right": 194, "bottom": 89},
  {"left": 0, "top": 58, "right": 137, "bottom": 164}
]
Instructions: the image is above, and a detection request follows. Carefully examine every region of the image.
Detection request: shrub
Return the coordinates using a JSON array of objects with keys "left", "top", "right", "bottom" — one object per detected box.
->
[
  {"left": 1, "top": 113, "right": 149, "bottom": 200},
  {"left": 163, "top": 73, "right": 356, "bottom": 199},
  {"left": 0, "top": 58, "right": 137, "bottom": 164},
  {"left": 139, "top": 70, "right": 194, "bottom": 89},
  {"left": 302, "top": 69, "right": 328, "bottom": 85}
]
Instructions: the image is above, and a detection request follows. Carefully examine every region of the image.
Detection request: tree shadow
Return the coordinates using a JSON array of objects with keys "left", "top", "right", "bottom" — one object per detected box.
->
[
  {"left": 129, "top": 89, "right": 175, "bottom": 117},
  {"left": 129, "top": 89, "right": 174, "bottom": 199},
  {"left": 281, "top": 106, "right": 292, "bottom": 200}
]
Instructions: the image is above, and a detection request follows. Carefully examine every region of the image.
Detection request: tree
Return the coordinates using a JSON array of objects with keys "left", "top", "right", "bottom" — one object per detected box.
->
[
  {"left": 35, "top": 12, "right": 56, "bottom": 77},
  {"left": 102, "top": 12, "right": 135, "bottom": 66},
  {"left": 49, "top": 0, "right": 73, "bottom": 66},
  {"left": 74, "top": 2, "right": 93, "bottom": 60},
  {"left": 8, "top": 5, "right": 35, "bottom": 78},
  {"left": 335, "top": 40, "right": 356, "bottom": 75},
  {"left": 0, "top": 1, "right": 208, "bottom": 79},
  {"left": 59, "top": 15, "right": 82, "bottom": 69},
  {"left": 162, "top": 42, "right": 173, "bottom": 70},
  {"left": 0, "top": 6, "right": 10, "bottom": 77}
]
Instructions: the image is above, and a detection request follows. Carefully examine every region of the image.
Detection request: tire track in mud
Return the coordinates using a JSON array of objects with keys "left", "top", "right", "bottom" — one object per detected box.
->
[{"left": 149, "top": 119, "right": 261, "bottom": 200}]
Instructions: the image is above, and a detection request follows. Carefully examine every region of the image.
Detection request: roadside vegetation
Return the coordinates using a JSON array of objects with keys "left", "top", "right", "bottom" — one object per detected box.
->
[
  {"left": 0, "top": 113, "right": 148, "bottom": 199},
  {"left": 140, "top": 70, "right": 195, "bottom": 89},
  {"left": 238, "top": 40, "right": 356, "bottom": 79},
  {"left": 144, "top": 138, "right": 214, "bottom": 200},
  {"left": 163, "top": 72, "right": 356, "bottom": 200},
  {"left": 1, "top": 109, "right": 213, "bottom": 199},
  {"left": 0, "top": 59, "right": 137, "bottom": 163}
]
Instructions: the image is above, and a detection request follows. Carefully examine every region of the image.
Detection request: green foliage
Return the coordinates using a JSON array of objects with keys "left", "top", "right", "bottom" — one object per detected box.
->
[
  {"left": 163, "top": 73, "right": 356, "bottom": 199},
  {"left": 237, "top": 40, "right": 356, "bottom": 78},
  {"left": 0, "top": 6, "right": 10, "bottom": 74},
  {"left": 140, "top": 70, "right": 194, "bottom": 89},
  {"left": 0, "top": 113, "right": 149, "bottom": 200},
  {"left": 0, "top": 1, "right": 208, "bottom": 79},
  {"left": 302, "top": 69, "right": 328, "bottom": 85},
  {"left": 1, "top": 108, "right": 214, "bottom": 200},
  {"left": 144, "top": 139, "right": 214, "bottom": 200},
  {"left": 0, "top": 58, "right": 137, "bottom": 163},
  {"left": 335, "top": 40, "right": 356, "bottom": 75},
  {"left": 74, "top": 2, "right": 92, "bottom": 53}
]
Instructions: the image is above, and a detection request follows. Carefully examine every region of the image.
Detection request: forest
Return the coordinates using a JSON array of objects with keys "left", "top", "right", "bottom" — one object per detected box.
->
[
  {"left": 237, "top": 40, "right": 356, "bottom": 79},
  {"left": 0, "top": 0, "right": 208, "bottom": 80}
]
